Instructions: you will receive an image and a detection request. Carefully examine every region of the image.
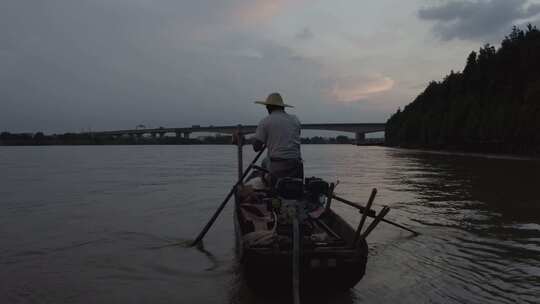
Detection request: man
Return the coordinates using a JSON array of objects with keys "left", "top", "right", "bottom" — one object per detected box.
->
[{"left": 253, "top": 92, "right": 303, "bottom": 183}]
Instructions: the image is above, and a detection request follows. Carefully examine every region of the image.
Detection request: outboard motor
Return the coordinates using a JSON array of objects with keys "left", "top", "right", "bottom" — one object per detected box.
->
[
  {"left": 275, "top": 177, "right": 304, "bottom": 199},
  {"left": 305, "top": 177, "right": 329, "bottom": 205}
]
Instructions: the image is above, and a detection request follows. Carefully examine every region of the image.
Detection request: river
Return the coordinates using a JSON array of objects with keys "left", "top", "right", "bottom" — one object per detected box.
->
[{"left": 1, "top": 145, "right": 539, "bottom": 303}]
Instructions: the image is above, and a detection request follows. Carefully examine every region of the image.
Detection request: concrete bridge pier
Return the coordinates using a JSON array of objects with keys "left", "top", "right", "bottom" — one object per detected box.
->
[
  {"left": 355, "top": 132, "right": 366, "bottom": 145},
  {"left": 151, "top": 132, "right": 157, "bottom": 139},
  {"left": 175, "top": 132, "right": 190, "bottom": 139},
  {"left": 129, "top": 133, "right": 142, "bottom": 143}
]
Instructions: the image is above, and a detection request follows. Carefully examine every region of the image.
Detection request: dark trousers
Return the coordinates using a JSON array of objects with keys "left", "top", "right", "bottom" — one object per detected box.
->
[{"left": 269, "top": 159, "right": 304, "bottom": 185}]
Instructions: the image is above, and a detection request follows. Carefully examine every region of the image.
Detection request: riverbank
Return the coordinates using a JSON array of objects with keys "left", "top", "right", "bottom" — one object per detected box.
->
[
  {"left": 0, "top": 134, "right": 362, "bottom": 146},
  {"left": 385, "top": 144, "right": 540, "bottom": 160},
  {"left": 385, "top": 26, "right": 540, "bottom": 157}
]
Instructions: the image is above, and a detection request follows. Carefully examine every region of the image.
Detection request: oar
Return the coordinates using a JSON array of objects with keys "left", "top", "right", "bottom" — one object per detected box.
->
[
  {"left": 380, "top": 217, "right": 420, "bottom": 236},
  {"left": 190, "top": 147, "right": 266, "bottom": 247},
  {"left": 332, "top": 195, "right": 376, "bottom": 217},
  {"left": 332, "top": 194, "right": 420, "bottom": 236}
]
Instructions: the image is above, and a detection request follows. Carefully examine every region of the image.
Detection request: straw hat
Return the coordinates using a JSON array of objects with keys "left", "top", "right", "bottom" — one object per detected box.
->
[{"left": 254, "top": 92, "right": 293, "bottom": 108}]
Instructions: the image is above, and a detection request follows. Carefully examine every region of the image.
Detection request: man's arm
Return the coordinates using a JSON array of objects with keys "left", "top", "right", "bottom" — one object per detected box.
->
[
  {"left": 253, "top": 139, "right": 264, "bottom": 152},
  {"left": 253, "top": 119, "right": 267, "bottom": 152}
]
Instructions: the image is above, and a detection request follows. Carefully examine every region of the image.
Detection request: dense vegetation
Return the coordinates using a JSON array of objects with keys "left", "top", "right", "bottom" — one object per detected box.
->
[{"left": 386, "top": 25, "right": 540, "bottom": 154}]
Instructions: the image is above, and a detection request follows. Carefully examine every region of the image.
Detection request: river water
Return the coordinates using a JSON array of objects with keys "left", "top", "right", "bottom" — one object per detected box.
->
[{"left": 1, "top": 145, "right": 539, "bottom": 303}]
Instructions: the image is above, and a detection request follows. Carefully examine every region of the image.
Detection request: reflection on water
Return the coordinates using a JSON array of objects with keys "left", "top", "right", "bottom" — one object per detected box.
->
[
  {"left": 0, "top": 146, "right": 539, "bottom": 303},
  {"left": 368, "top": 149, "right": 540, "bottom": 304}
]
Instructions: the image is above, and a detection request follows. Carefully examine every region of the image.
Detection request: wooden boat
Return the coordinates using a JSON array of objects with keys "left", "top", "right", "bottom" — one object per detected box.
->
[
  {"left": 233, "top": 164, "right": 385, "bottom": 292},
  {"left": 234, "top": 182, "right": 369, "bottom": 290},
  {"left": 228, "top": 134, "right": 391, "bottom": 296},
  {"left": 191, "top": 132, "right": 413, "bottom": 303}
]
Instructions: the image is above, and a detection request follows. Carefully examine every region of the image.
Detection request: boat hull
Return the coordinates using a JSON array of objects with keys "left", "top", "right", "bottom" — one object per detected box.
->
[
  {"left": 234, "top": 199, "right": 368, "bottom": 291},
  {"left": 240, "top": 245, "right": 367, "bottom": 290}
]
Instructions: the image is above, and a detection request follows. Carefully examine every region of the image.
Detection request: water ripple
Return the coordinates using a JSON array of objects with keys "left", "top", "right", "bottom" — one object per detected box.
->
[{"left": 1, "top": 145, "right": 539, "bottom": 303}]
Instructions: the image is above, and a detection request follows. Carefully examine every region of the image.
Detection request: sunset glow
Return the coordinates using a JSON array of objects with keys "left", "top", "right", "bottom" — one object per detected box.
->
[{"left": 330, "top": 76, "right": 395, "bottom": 103}]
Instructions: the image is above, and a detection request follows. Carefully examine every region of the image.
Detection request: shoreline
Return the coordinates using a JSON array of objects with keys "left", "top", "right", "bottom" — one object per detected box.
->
[
  {"left": 384, "top": 145, "right": 540, "bottom": 161},
  {"left": 0, "top": 142, "right": 362, "bottom": 146}
]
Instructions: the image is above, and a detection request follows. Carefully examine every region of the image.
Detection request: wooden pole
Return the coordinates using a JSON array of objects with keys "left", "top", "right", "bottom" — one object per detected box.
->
[
  {"left": 292, "top": 206, "right": 301, "bottom": 304},
  {"left": 379, "top": 218, "right": 420, "bottom": 236},
  {"left": 236, "top": 125, "right": 243, "bottom": 182},
  {"left": 353, "top": 188, "right": 377, "bottom": 245},
  {"left": 333, "top": 194, "right": 420, "bottom": 236},
  {"left": 331, "top": 194, "right": 376, "bottom": 217},
  {"left": 190, "top": 147, "right": 266, "bottom": 247},
  {"left": 360, "top": 206, "right": 390, "bottom": 240},
  {"left": 325, "top": 183, "right": 335, "bottom": 211}
]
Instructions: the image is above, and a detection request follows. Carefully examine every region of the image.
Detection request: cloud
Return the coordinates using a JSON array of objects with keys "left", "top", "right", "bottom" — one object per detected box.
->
[
  {"left": 418, "top": 0, "right": 540, "bottom": 41},
  {"left": 295, "top": 27, "right": 314, "bottom": 40},
  {"left": 328, "top": 75, "right": 395, "bottom": 103},
  {"left": 230, "top": 48, "right": 265, "bottom": 59},
  {"left": 3, "top": 0, "right": 479, "bottom": 131},
  {"left": 233, "top": 0, "right": 300, "bottom": 25},
  {"left": 0, "top": 0, "right": 327, "bottom": 132}
]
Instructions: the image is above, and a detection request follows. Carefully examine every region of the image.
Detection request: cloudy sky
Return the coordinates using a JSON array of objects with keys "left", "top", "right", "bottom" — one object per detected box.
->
[{"left": 2, "top": 0, "right": 540, "bottom": 133}]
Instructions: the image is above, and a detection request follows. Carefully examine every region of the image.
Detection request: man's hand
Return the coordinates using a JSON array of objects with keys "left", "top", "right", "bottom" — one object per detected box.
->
[{"left": 253, "top": 139, "right": 264, "bottom": 152}]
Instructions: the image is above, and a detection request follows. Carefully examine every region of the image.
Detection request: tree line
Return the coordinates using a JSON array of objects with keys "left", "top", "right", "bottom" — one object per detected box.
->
[
  {"left": 0, "top": 132, "right": 359, "bottom": 145},
  {"left": 386, "top": 25, "right": 540, "bottom": 154}
]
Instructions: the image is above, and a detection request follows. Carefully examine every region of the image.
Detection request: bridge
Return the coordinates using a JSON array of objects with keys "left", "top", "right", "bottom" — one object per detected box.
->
[{"left": 92, "top": 123, "right": 386, "bottom": 143}]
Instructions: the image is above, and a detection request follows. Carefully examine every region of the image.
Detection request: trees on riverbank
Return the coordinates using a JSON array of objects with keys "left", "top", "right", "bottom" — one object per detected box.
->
[
  {"left": 0, "top": 131, "right": 358, "bottom": 145},
  {"left": 386, "top": 25, "right": 540, "bottom": 154}
]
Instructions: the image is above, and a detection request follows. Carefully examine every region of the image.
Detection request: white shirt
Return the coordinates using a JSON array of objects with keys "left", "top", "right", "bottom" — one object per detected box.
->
[{"left": 254, "top": 111, "right": 301, "bottom": 159}]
